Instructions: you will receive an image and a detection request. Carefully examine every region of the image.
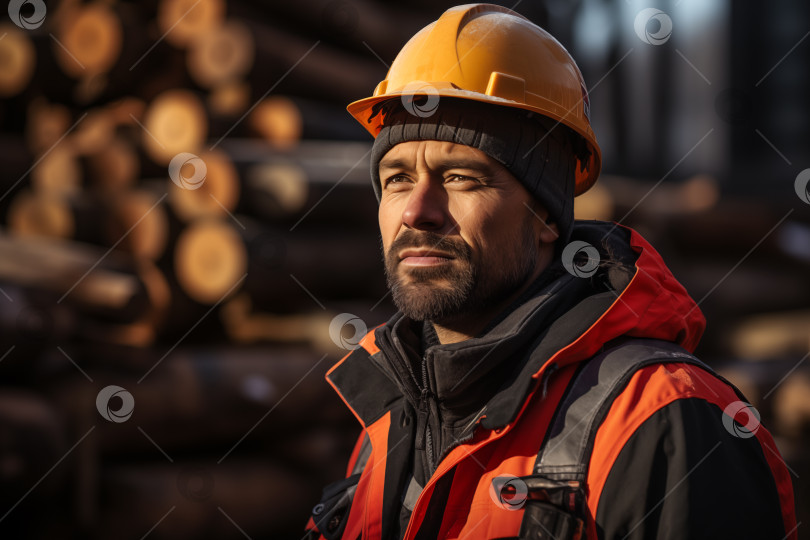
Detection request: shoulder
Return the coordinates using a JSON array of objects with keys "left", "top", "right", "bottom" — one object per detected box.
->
[{"left": 585, "top": 355, "right": 795, "bottom": 539}]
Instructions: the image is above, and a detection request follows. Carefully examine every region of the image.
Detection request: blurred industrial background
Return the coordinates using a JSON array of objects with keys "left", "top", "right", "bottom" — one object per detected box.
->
[{"left": 0, "top": 0, "right": 807, "bottom": 538}]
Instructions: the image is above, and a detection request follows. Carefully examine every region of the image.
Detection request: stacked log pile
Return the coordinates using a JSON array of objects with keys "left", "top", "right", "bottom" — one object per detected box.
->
[{"left": 0, "top": 0, "right": 416, "bottom": 537}]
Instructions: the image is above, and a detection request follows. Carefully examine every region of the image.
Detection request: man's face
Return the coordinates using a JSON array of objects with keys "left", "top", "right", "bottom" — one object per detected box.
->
[{"left": 378, "top": 140, "right": 559, "bottom": 324}]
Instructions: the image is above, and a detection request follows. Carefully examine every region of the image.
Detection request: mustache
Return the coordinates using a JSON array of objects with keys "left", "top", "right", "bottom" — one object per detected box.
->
[{"left": 387, "top": 230, "right": 471, "bottom": 262}]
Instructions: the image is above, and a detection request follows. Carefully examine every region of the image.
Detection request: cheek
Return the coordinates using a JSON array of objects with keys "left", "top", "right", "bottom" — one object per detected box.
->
[
  {"left": 464, "top": 207, "right": 529, "bottom": 258},
  {"left": 378, "top": 199, "right": 401, "bottom": 251}
]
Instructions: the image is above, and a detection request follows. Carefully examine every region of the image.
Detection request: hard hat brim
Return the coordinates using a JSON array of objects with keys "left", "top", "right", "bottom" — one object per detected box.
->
[{"left": 347, "top": 89, "right": 601, "bottom": 196}]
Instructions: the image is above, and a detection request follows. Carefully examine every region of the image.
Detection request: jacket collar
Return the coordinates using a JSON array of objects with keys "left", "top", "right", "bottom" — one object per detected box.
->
[{"left": 372, "top": 263, "right": 590, "bottom": 423}]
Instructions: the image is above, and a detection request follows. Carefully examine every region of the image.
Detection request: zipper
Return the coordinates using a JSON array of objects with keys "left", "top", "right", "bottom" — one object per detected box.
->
[
  {"left": 420, "top": 352, "right": 436, "bottom": 475},
  {"left": 401, "top": 359, "right": 570, "bottom": 540}
]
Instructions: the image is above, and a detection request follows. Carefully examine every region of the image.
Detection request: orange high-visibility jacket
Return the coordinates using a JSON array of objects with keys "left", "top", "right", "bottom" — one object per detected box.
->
[{"left": 305, "top": 222, "right": 797, "bottom": 539}]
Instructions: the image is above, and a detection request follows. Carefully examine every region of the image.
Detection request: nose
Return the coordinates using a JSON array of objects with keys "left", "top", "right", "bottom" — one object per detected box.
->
[{"left": 401, "top": 178, "right": 447, "bottom": 231}]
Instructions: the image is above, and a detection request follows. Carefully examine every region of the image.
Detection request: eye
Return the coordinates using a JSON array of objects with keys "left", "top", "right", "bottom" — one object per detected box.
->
[
  {"left": 446, "top": 175, "right": 479, "bottom": 184},
  {"left": 383, "top": 174, "right": 411, "bottom": 189}
]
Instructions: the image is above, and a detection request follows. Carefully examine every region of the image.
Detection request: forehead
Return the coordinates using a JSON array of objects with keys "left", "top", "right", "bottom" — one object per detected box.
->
[{"left": 379, "top": 140, "right": 502, "bottom": 171}]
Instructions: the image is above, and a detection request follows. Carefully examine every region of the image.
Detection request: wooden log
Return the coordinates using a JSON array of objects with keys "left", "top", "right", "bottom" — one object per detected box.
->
[
  {"left": 70, "top": 108, "right": 116, "bottom": 156},
  {"left": 248, "top": 96, "right": 303, "bottom": 150},
  {"left": 0, "top": 24, "right": 36, "bottom": 98},
  {"left": 598, "top": 173, "right": 720, "bottom": 218},
  {"left": 212, "top": 95, "right": 367, "bottom": 142},
  {"left": 73, "top": 72, "right": 109, "bottom": 105},
  {"left": 281, "top": 95, "right": 369, "bottom": 140},
  {"left": 70, "top": 98, "right": 146, "bottom": 158},
  {"left": 30, "top": 145, "right": 82, "bottom": 196},
  {"left": 25, "top": 99, "right": 72, "bottom": 154},
  {"left": 0, "top": 260, "right": 169, "bottom": 348},
  {"left": 220, "top": 139, "right": 379, "bottom": 226},
  {"left": 207, "top": 79, "right": 251, "bottom": 117},
  {"left": 157, "top": 0, "right": 226, "bottom": 49},
  {"left": 52, "top": 3, "right": 123, "bottom": 78},
  {"left": 730, "top": 310, "right": 810, "bottom": 359},
  {"left": 574, "top": 180, "right": 615, "bottom": 221},
  {"left": 186, "top": 19, "right": 254, "bottom": 89},
  {"left": 241, "top": 17, "right": 385, "bottom": 104},
  {"left": 141, "top": 89, "right": 208, "bottom": 165},
  {"left": 0, "top": 283, "right": 79, "bottom": 348},
  {"left": 106, "top": 189, "right": 170, "bottom": 261},
  {"left": 86, "top": 136, "right": 140, "bottom": 192},
  {"left": 77, "top": 259, "right": 172, "bottom": 347},
  {"left": 773, "top": 371, "right": 810, "bottom": 439},
  {"left": 241, "top": 160, "right": 309, "bottom": 218},
  {"left": 220, "top": 292, "right": 336, "bottom": 352},
  {"left": 235, "top": 216, "right": 386, "bottom": 310},
  {"left": 173, "top": 219, "right": 248, "bottom": 305},
  {"left": 641, "top": 196, "right": 782, "bottom": 255},
  {"left": 7, "top": 190, "right": 79, "bottom": 240},
  {"left": 105, "top": 96, "right": 147, "bottom": 126},
  {"left": 0, "top": 233, "right": 150, "bottom": 322},
  {"left": 50, "top": 346, "right": 352, "bottom": 456},
  {"left": 167, "top": 149, "right": 241, "bottom": 222}
]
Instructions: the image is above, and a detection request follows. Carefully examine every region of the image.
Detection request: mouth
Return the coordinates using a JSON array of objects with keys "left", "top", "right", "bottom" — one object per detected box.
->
[{"left": 399, "top": 249, "right": 455, "bottom": 267}]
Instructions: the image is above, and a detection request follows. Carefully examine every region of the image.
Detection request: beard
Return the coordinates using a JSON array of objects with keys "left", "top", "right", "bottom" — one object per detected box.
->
[{"left": 383, "top": 216, "right": 539, "bottom": 324}]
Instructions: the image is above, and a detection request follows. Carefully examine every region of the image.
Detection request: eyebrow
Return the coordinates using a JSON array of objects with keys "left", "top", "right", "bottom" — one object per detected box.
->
[
  {"left": 378, "top": 157, "right": 409, "bottom": 171},
  {"left": 378, "top": 157, "right": 495, "bottom": 175}
]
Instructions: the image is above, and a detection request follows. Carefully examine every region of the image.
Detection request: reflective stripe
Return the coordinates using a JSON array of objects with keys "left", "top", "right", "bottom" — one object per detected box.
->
[
  {"left": 402, "top": 476, "right": 422, "bottom": 512},
  {"left": 535, "top": 338, "right": 708, "bottom": 481}
]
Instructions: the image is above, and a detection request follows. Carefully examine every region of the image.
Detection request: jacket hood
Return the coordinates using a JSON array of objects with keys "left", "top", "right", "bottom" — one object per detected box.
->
[{"left": 557, "top": 220, "right": 706, "bottom": 367}]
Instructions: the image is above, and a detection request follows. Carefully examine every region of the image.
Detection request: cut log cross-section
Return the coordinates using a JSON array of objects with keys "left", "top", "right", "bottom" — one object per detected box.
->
[
  {"left": 52, "top": 4, "right": 123, "bottom": 78},
  {"left": 157, "top": 0, "right": 226, "bottom": 49},
  {"left": 0, "top": 24, "right": 36, "bottom": 98},
  {"left": 186, "top": 19, "right": 254, "bottom": 89},
  {"left": 168, "top": 149, "right": 240, "bottom": 222},
  {"left": 174, "top": 219, "right": 247, "bottom": 304},
  {"left": 141, "top": 89, "right": 208, "bottom": 165}
]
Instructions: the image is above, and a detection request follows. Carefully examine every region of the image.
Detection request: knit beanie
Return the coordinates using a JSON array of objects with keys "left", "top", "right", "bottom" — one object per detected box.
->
[{"left": 368, "top": 97, "right": 580, "bottom": 246}]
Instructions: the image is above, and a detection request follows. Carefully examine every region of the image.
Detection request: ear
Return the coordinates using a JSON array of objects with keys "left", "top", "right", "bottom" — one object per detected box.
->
[
  {"left": 538, "top": 220, "right": 559, "bottom": 244},
  {"left": 527, "top": 199, "right": 559, "bottom": 244}
]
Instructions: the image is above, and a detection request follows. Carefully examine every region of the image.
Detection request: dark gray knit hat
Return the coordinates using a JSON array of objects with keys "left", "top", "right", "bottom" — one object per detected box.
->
[{"left": 369, "top": 97, "right": 579, "bottom": 245}]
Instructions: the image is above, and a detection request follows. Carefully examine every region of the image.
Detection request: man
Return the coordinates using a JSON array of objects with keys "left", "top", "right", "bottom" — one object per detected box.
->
[{"left": 305, "top": 4, "right": 796, "bottom": 539}]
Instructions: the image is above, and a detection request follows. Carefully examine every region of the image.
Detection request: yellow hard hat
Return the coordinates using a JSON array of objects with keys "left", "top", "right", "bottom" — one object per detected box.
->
[{"left": 347, "top": 3, "right": 601, "bottom": 195}]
